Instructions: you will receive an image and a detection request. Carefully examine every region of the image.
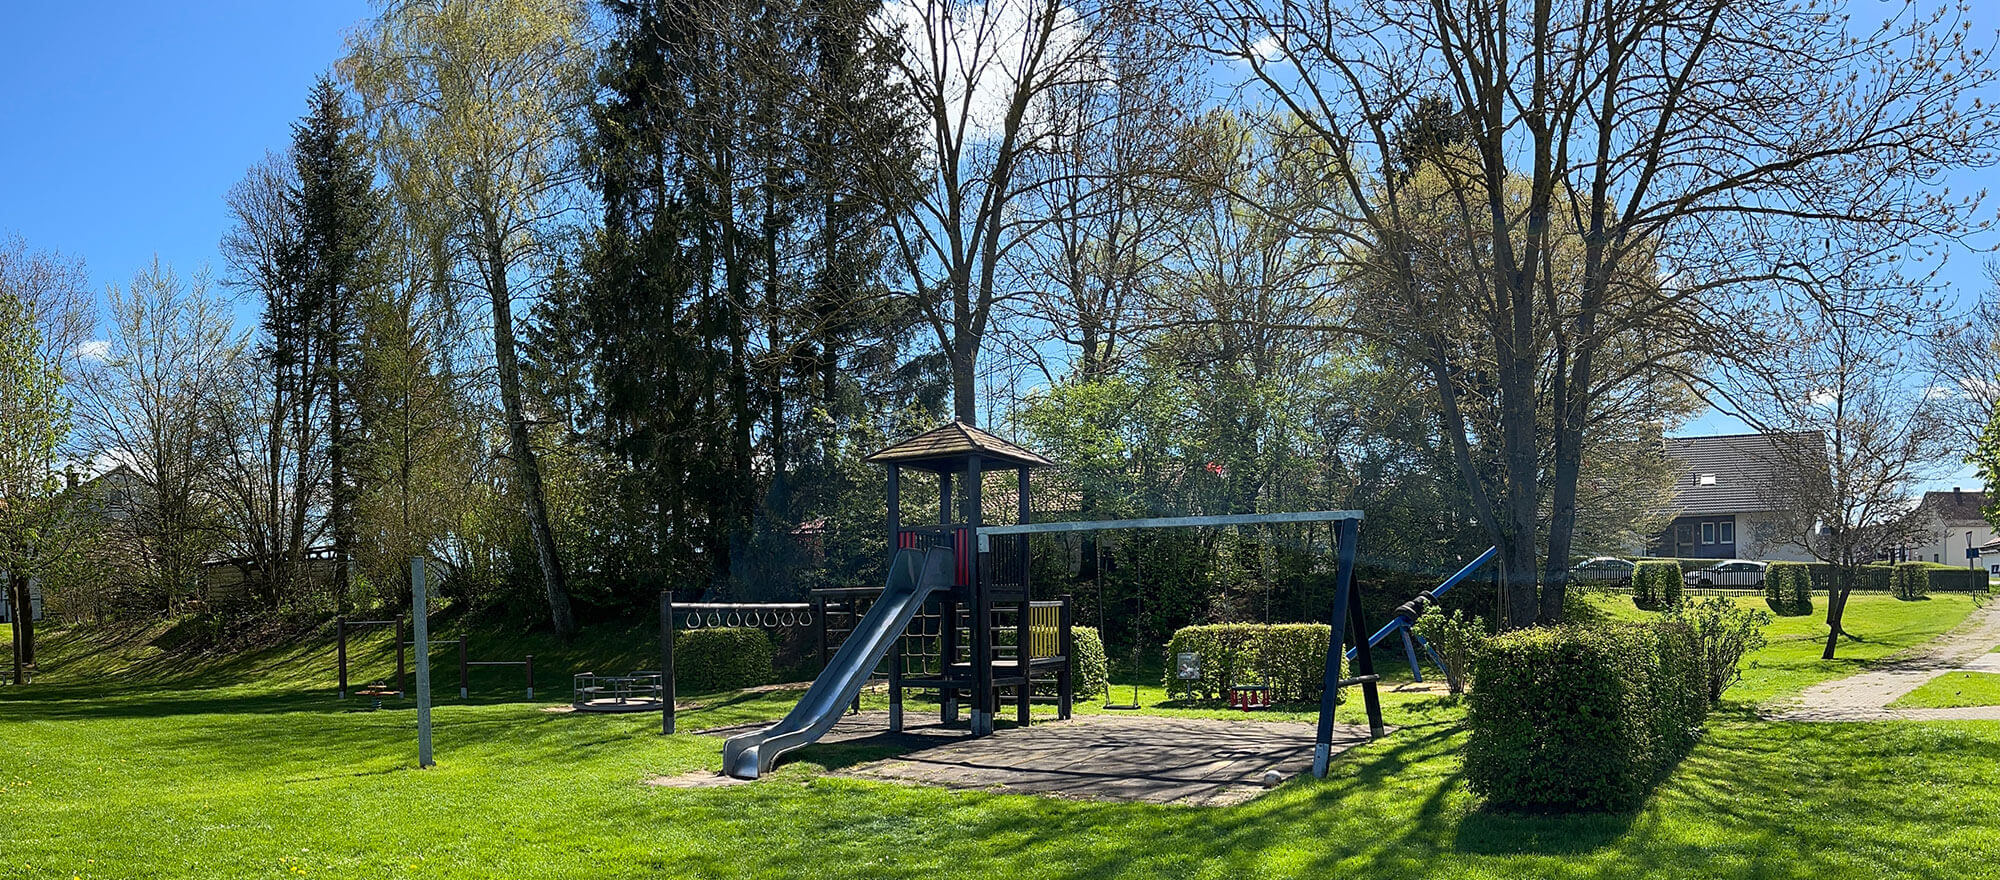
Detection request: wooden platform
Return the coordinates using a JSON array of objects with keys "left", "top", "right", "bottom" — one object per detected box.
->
[{"left": 699, "top": 711, "right": 1381, "bottom": 806}]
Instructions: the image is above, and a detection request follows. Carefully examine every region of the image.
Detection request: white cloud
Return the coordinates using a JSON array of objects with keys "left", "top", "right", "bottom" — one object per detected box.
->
[
  {"left": 1249, "top": 33, "right": 1286, "bottom": 64},
  {"left": 75, "top": 339, "right": 110, "bottom": 363},
  {"left": 876, "top": 0, "right": 1092, "bottom": 144}
]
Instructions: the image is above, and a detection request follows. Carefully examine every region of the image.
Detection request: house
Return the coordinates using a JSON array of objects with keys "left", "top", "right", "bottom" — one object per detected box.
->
[
  {"left": 1646, "top": 432, "right": 1820, "bottom": 562},
  {"left": 1906, "top": 488, "right": 1995, "bottom": 572}
]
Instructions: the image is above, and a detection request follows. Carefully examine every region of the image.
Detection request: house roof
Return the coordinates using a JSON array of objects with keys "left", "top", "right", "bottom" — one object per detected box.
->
[
  {"left": 1663, "top": 432, "right": 1822, "bottom": 516},
  {"left": 1920, "top": 489, "right": 1988, "bottom": 523},
  {"left": 865, "top": 421, "right": 1056, "bottom": 472}
]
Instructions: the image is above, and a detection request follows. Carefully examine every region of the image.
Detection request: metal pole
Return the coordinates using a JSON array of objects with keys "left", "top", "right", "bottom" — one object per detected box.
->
[
  {"left": 524, "top": 654, "right": 534, "bottom": 700},
  {"left": 458, "top": 635, "right": 469, "bottom": 699},
  {"left": 660, "top": 590, "right": 675, "bottom": 735},
  {"left": 413, "top": 558, "right": 434, "bottom": 769}
]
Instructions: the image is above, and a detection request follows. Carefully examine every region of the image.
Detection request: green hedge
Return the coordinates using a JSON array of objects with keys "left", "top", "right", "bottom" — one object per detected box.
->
[
  {"left": 1163, "top": 623, "right": 1331, "bottom": 703},
  {"left": 674, "top": 627, "right": 775, "bottom": 693},
  {"left": 1632, "top": 560, "right": 1683, "bottom": 611},
  {"left": 1763, "top": 562, "right": 1813, "bottom": 616},
  {"left": 1467, "top": 623, "right": 1707, "bottom": 813},
  {"left": 1028, "top": 626, "right": 1108, "bottom": 699},
  {"left": 1890, "top": 562, "right": 1987, "bottom": 593},
  {"left": 1891, "top": 562, "right": 1931, "bottom": 600}
]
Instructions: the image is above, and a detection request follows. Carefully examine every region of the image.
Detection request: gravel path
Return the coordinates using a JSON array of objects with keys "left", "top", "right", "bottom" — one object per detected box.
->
[{"left": 1765, "top": 598, "right": 2000, "bottom": 722}]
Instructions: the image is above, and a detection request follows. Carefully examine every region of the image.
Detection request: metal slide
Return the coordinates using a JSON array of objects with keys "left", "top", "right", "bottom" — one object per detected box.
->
[{"left": 722, "top": 546, "right": 954, "bottom": 779}]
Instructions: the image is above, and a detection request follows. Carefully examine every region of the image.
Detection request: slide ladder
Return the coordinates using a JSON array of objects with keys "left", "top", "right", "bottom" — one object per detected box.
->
[{"left": 722, "top": 546, "right": 954, "bottom": 779}]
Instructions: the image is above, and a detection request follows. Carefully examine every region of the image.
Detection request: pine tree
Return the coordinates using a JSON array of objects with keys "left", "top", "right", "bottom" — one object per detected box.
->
[{"left": 287, "top": 76, "right": 383, "bottom": 611}]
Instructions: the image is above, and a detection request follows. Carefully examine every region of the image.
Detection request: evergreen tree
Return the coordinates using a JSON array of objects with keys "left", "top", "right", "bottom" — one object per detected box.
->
[{"left": 288, "top": 76, "right": 384, "bottom": 611}]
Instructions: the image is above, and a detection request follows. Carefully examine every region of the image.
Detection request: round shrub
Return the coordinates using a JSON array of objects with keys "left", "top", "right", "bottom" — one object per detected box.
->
[
  {"left": 674, "top": 627, "right": 775, "bottom": 693},
  {"left": 1029, "top": 625, "right": 1108, "bottom": 699},
  {"left": 1632, "top": 560, "right": 1683, "bottom": 611},
  {"left": 1763, "top": 562, "right": 1813, "bottom": 616},
  {"left": 1411, "top": 607, "right": 1486, "bottom": 694},
  {"left": 1071, "top": 626, "right": 1108, "bottom": 699}
]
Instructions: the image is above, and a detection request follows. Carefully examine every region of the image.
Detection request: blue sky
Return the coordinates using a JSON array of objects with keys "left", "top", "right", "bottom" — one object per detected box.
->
[
  {"left": 0, "top": 1, "right": 372, "bottom": 305},
  {"left": 0, "top": 0, "right": 1994, "bottom": 490}
]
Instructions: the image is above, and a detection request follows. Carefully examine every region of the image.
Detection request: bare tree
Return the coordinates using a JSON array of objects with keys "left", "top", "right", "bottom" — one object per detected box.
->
[
  {"left": 222, "top": 153, "right": 328, "bottom": 606},
  {"left": 868, "top": 0, "right": 1130, "bottom": 423},
  {"left": 1187, "top": 0, "right": 2000, "bottom": 626},
  {"left": 1007, "top": 5, "right": 1198, "bottom": 383},
  {"left": 73, "top": 263, "right": 246, "bottom": 611},
  {"left": 1927, "top": 263, "right": 2000, "bottom": 455},
  {"left": 1748, "top": 287, "right": 1951, "bottom": 660}
]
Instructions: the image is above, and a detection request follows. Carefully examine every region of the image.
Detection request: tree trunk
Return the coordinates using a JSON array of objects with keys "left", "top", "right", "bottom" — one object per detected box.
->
[
  {"left": 951, "top": 333, "right": 978, "bottom": 425},
  {"left": 9, "top": 571, "right": 34, "bottom": 684},
  {"left": 1822, "top": 572, "right": 1854, "bottom": 660},
  {"left": 484, "top": 224, "right": 575, "bottom": 638},
  {"left": 329, "top": 376, "right": 350, "bottom": 613}
]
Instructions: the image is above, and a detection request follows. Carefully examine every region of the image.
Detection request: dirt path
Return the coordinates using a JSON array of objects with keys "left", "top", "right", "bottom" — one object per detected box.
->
[{"left": 1765, "top": 598, "right": 2000, "bottom": 722}]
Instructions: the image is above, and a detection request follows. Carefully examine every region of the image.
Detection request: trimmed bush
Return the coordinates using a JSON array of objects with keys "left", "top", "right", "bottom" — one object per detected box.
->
[
  {"left": 1890, "top": 562, "right": 1986, "bottom": 593},
  {"left": 674, "top": 627, "right": 775, "bottom": 693},
  {"left": 1763, "top": 562, "right": 1814, "bottom": 616},
  {"left": 1467, "top": 623, "right": 1708, "bottom": 812},
  {"left": 1891, "top": 562, "right": 1932, "bottom": 600},
  {"left": 1030, "top": 626, "right": 1108, "bottom": 699},
  {"left": 1071, "top": 626, "right": 1108, "bottom": 698},
  {"left": 1411, "top": 607, "right": 1486, "bottom": 694},
  {"left": 1928, "top": 567, "right": 1989, "bottom": 592},
  {"left": 1632, "top": 560, "right": 1683, "bottom": 611},
  {"left": 1163, "top": 623, "right": 1331, "bottom": 703}
]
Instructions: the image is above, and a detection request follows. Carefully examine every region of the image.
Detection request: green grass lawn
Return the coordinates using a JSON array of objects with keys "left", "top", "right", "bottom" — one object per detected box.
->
[
  {"left": 1, "top": 592, "right": 1993, "bottom": 879},
  {"left": 1890, "top": 672, "right": 2000, "bottom": 709}
]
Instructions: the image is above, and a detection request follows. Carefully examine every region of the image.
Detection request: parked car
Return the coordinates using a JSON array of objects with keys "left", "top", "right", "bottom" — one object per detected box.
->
[
  {"left": 1570, "top": 556, "right": 1636, "bottom": 585},
  {"left": 1683, "top": 559, "right": 1767, "bottom": 588}
]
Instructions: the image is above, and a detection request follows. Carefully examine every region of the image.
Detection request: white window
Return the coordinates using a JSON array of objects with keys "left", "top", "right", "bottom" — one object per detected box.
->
[
  {"left": 1698, "top": 474, "right": 1717, "bottom": 486},
  {"left": 1702, "top": 522, "right": 1716, "bottom": 544},
  {"left": 1719, "top": 521, "right": 1734, "bottom": 544}
]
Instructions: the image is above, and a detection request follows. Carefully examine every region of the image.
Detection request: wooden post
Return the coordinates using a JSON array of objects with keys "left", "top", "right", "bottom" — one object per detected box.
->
[
  {"left": 413, "top": 558, "right": 434, "bottom": 769},
  {"left": 889, "top": 626, "right": 904, "bottom": 732},
  {"left": 458, "top": 635, "right": 469, "bottom": 699},
  {"left": 1346, "top": 579, "right": 1384, "bottom": 737},
  {"left": 660, "top": 590, "right": 675, "bottom": 735},
  {"left": 968, "top": 455, "right": 990, "bottom": 736},
  {"left": 1058, "top": 594, "right": 1074, "bottom": 721},
  {"left": 1015, "top": 600, "right": 1030, "bottom": 725},
  {"left": 813, "top": 594, "right": 827, "bottom": 672},
  {"left": 1314, "top": 519, "right": 1361, "bottom": 777},
  {"left": 395, "top": 615, "right": 407, "bottom": 698},
  {"left": 336, "top": 618, "right": 348, "bottom": 699},
  {"left": 940, "top": 595, "right": 959, "bottom": 724},
  {"left": 887, "top": 464, "right": 901, "bottom": 565},
  {"left": 524, "top": 654, "right": 535, "bottom": 700}
]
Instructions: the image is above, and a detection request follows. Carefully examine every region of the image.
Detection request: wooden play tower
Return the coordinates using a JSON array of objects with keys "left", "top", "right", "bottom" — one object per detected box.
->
[{"left": 865, "top": 421, "right": 1062, "bottom": 736}]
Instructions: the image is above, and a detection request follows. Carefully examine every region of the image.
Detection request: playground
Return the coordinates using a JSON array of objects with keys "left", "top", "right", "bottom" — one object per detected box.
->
[
  {"left": 6, "top": 424, "right": 2000, "bottom": 878},
  {"left": 3, "top": 590, "right": 1998, "bottom": 879}
]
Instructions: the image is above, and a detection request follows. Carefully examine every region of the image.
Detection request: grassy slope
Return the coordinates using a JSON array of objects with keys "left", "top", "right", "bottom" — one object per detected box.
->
[
  {"left": 1890, "top": 672, "right": 2000, "bottom": 709},
  {"left": 0, "top": 593, "right": 1992, "bottom": 880}
]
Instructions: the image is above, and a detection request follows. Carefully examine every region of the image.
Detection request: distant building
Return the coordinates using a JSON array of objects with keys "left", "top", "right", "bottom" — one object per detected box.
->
[
  {"left": 1907, "top": 488, "right": 1994, "bottom": 572},
  {"left": 1646, "top": 433, "right": 1820, "bottom": 562}
]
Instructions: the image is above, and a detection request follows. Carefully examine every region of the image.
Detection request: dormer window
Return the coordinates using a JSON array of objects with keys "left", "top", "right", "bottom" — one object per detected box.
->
[{"left": 1698, "top": 474, "right": 1717, "bottom": 486}]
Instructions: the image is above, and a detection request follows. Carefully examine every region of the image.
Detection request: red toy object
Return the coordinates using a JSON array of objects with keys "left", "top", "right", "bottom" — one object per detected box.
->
[{"left": 1229, "top": 685, "right": 1272, "bottom": 711}]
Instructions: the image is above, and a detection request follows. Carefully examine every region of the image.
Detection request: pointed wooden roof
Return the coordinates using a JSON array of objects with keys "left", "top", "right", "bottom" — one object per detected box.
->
[{"left": 865, "top": 421, "right": 1056, "bottom": 472}]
